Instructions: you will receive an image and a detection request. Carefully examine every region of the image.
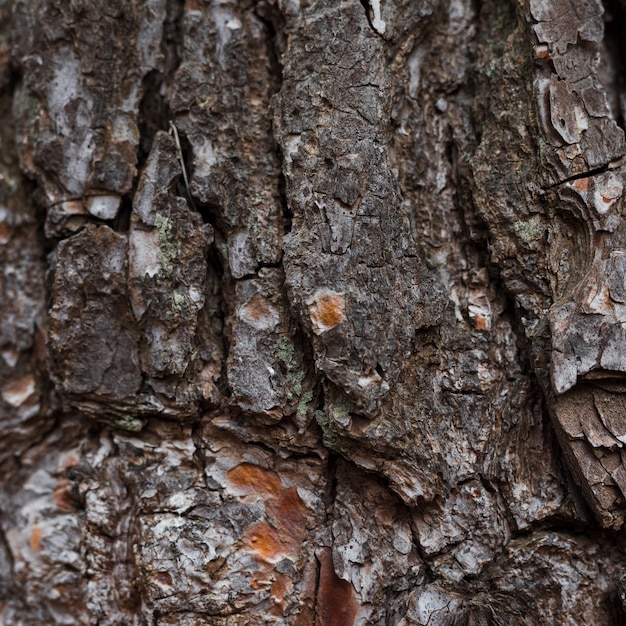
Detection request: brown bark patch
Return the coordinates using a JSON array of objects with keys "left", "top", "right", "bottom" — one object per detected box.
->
[
  {"left": 30, "top": 526, "right": 43, "bottom": 551},
  {"left": 54, "top": 478, "right": 77, "bottom": 512},
  {"left": 308, "top": 292, "right": 346, "bottom": 334},
  {"left": 243, "top": 521, "right": 285, "bottom": 562},
  {"left": 270, "top": 572, "right": 292, "bottom": 609},
  {"left": 226, "top": 463, "right": 282, "bottom": 497},
  {"left": 267, "top": 487, "right": 307, "bottom": 533},
  {"left": 316, "top": 548, "right": 358, "bottom": 626},
  {"left": 574, "top": 177, "right": 590, "bottom": 191},
  {"left": 1, "top": 374, "right": 35, "bottom": 407},
  {"left": 239, "top": 293, "right": 280, "bottom": 329},
  {"left": 0, "top": 222, "right": 13, "bottom": 243},
  {"left": 156, "top": 571, "right": 173, "bottom": 587}
]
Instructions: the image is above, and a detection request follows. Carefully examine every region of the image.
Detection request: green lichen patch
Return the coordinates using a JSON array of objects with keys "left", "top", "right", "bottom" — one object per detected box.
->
[
  {"left": 513, "top": 216, "right": 544, "bottom": 245},
  {"left": 331, "top": 394, "right": 357, "bottom": 420},
  {"left": 315, "top": 410, "right": 337, "bottom": 449},
  {"left": 155, "top": 213, "right": 178, "bottom": 273},
  {"left": 277, "top": 336, "right": 305, "bottom": 399},
  {"left": 297, "top": 390, "right": 313, "bottom": 417}
]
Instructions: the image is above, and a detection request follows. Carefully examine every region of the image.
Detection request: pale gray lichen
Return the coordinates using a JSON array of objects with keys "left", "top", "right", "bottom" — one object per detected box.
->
[
  {"left": 297, "top": 390, "right": 313, "bottom": 417},
  {"left": 315, "top": 409, "right": 337, "bottom": 449},
  {"left": 155, "top": 213, "right": 178, "bottom": 273},
  {"left": 277, "top": 337, "right": 305, "bottom": 399},
  {"left": 513, "top": 217, "right": 544, "bottom": 244}
]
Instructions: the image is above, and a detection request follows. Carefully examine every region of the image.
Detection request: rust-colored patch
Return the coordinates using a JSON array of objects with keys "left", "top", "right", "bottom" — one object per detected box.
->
[
  {"left": 601, "top": 194, "right": 613, "bottom": 204},
  {"left": 241, "top": 293, "right": 274, "bottom": 321},
  {"left": 573, "top": 177, "right": 590, "bottom": 191},
  {"left": 309, "top": 292, "right": 346, "bottom": 334},
  {"left": 0, "top": 222, "right": 13, "bottom": 244},
  {"left": 30, "top": 526, "right": 43, "bottom": 552},
  {"left": 271, "top": 572, "right": 292, "bottom": 608},
  {"left": 243, "top": 521, "right": 285, "bottom": 562},
  {"left": 266, "top": 486, "right": 307, "bottom": 552},
  {"left": 250, "top": 568, "right": 272, "bottom": 590},
  {"left": 61, "top": 453, "right": 79, "bottom": 469},
  {"left": 156, "top": 571, "right": 173, "bottom": 586},
  {"left": 316, "top": 548, "right": 359, "bottom": 626},
  {"left": 226, "top": 463, "right": 282, "bottom": 497},
  {"left": 54, "top": 478, "right": 77, "bottom": 512},
  {"left": 205, "top": 555, "right": 226, "bottom": 577},
  {"left": 474, "top": 315, "right": 488, "bottom": 331}
]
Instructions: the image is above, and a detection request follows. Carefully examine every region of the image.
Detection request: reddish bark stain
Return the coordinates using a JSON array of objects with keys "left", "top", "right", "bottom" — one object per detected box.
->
[
  {"left": 226, "top": 463, "right": 282, "bottom": 497},
  {"left": 250, "top": 567, "right": 273, "bottom": 590},
  {"left": 310, "top": 293, "right": 346, "bottom": 332},
  {"left": 316, "top": 548, "right": 359, "bottom": 626},
  {"left": 265, "top": 486, "right": 307, "bottom": 553},
  {"left": 0, "top": 223, "right": 13, "bottom": 243},
  {"left": 54, "top": 478, "right": 77, "bottom": 512},
  {"left": 62, "top": 453, "right": 79, "bottom": 469},
  {"left": 474, "top": 316, "right": 488, "bottom": 331},
  {"left": 573, "top": 177, "right": 589, "bottom": 191},
  {"left": 30, "top": 526, "right": 43, "bottom": 551},
  {"left": 242, "top": 293, "right": 275, "bottom": 323},
  {"left": 243, "top": 521, "right": 284, "bottom": 562},
  {"left": 271, "top": 572, "right": 292, "bottom": 607}
]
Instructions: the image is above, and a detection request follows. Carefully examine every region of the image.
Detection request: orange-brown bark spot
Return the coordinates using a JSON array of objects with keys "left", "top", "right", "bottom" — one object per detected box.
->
[
  {"left": 316, "top": 548, "right": 358, "bottom": 626},
  {"left": 61, "top": 453, "right": 79, "bottom": 469},
  {"left": 573, "top": 177, "right": 590, "bottom": 191},
  {"left": 309, "top": 292, "right": 346, "bottom": 334},
  {"left": 240, "top": 293, "right": 280, "bottom": 329},
  {"left": 244, "top": 521, "right": 284, "bottom": 562},
  {"left": 474, "top": 316, "right": 488, "bottom": 331},
  {"left": 251, "top": 567, "right": 274, "bottom": 589},
  {"left": 0, "top": 223, "right": 13, "bottom": 244},
  {"left": 243, "top": 294, "right": 272, "bottom": 321},
  {"left": 30, "top": 526, "right": 43, "bottom": 552},
  {"left": 226, "top": 463, "right": 282, "bottom": 497},
  {"left": 54, "top": 478, "right": 77, "bottom": 512},
  {"left": 266, "top": 486, "right": 307, "bottom": 552},
  {"left": 271, "top": 572, "right": 292, "bottom": 608}
]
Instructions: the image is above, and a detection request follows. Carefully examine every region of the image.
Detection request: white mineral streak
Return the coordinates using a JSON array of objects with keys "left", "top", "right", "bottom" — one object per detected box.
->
[
  {"left": 46, "top": 48, "right": 94, "bottom": 197},
  {"left": 410, "top": 586, "right": 461, "bottom": 626},
  {"left": 134, "top": 0, "right": 166, "bottom": 71},
  {"left": 228, "top": 230, "right": 255, "bottom": 278},
  {"left": 86, "top": 195, "right": 121, "bottom": 220},
  {"left": 370, "top": 0, "right": 386, "bottom": 35},
  {"left": 194, "top": 140, "right": 219, "bottom": 179},
  {"left": 283, "top": 134, "right": 302, "bottom": 164}
]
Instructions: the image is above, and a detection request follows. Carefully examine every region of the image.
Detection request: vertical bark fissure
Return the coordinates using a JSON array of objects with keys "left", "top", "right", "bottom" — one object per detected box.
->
[{"left": 603, "top": 0, "right": 626, "bottom": 131}]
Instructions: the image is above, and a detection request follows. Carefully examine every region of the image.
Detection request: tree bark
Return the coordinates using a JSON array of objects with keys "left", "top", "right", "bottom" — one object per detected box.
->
[{"left": 2, "top": 0, "right": 626, "bottom": 624}]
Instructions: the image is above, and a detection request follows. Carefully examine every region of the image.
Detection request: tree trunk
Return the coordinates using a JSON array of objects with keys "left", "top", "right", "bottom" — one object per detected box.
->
[{"left": 2, "top": 0, "right": 626, "bottom": 623}]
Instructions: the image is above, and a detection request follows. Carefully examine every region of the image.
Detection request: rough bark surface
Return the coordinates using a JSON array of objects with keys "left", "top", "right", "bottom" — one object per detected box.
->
[{"left": 2, "top": 0, "right": 626, "bottom": 624}]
